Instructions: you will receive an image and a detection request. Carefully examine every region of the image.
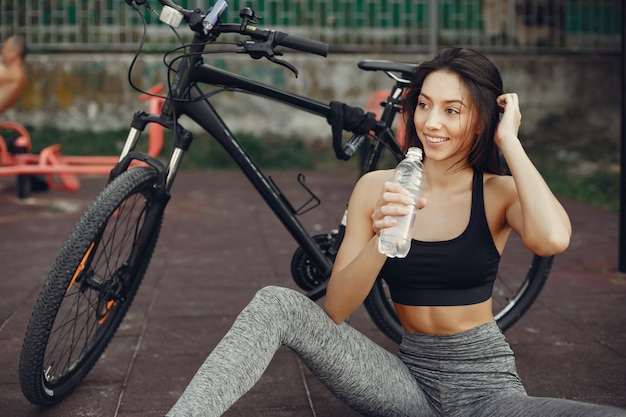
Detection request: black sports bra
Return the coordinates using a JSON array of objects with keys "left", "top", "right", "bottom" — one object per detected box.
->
[{"left": 378, "top": 171, "right": 501, "bottom": 306}]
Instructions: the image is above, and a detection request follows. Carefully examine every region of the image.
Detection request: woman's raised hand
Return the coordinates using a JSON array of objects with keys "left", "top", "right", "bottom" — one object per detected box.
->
[{"left": 495, "top": 92, "right": 522, "bottom": 149}]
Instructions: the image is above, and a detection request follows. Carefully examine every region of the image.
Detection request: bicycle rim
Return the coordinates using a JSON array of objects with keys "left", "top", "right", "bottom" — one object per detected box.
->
[
  {"left": 492, "top": 233, "right": 553, "bottom": 331},
  {"left": 19, "top": 167, "right": 163, "bottom": 406},
  {"left": 364, "top": 233, "right": 553, "bottom": 344}
]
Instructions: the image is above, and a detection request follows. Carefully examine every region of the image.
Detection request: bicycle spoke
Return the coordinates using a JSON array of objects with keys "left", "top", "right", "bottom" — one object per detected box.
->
[
  {"left": 45, "top": 289, "right": 99, "bottom": 384},
  {"left": 41, "top": 190, "right": 150, "bottom": 386}
]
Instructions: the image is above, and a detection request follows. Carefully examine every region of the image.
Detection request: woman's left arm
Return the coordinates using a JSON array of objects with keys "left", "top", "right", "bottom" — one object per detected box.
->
[{"left": 496, "top": 93, "right": 572, "bottom": 256}]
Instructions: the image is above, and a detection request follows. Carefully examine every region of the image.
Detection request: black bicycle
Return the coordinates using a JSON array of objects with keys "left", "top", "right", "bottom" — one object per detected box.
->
[{"left": 19, "top": 0, "right": 553, "bottom": 407}]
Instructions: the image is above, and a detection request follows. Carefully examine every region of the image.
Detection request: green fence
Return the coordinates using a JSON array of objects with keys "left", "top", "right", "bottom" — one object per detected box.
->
[{"left": 0, "top": 0, "right": 621, "bottom": 53}]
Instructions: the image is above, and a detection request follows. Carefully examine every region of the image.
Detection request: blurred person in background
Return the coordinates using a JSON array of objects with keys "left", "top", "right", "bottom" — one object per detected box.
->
[{"left": 0, "top": 35, "right": 27, "bottom": 115}]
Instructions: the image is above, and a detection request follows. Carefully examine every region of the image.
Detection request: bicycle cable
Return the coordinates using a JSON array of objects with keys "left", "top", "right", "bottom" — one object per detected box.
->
[
  {"left": 127, "top": 0, "right": 305, "bottom": 106},
  {"left": 127, "top": 0, "right": 196, "bottom": 103},
  {"left": 127, "top": 0, "right": 244, "bottom": 105}
]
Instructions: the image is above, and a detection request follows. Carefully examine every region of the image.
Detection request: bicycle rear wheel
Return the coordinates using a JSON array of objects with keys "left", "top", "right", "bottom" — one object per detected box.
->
[
  {"left": 19, "top": 167, "right": 164, "bottom": 406},
  {"left": 364, "top": 234, "right": 554, "bottom": 344}
]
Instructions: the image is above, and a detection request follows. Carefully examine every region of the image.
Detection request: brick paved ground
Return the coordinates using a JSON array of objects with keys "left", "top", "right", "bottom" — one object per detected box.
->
[{"left": 0, "top": 171, "right": 625, "bottom": 417}]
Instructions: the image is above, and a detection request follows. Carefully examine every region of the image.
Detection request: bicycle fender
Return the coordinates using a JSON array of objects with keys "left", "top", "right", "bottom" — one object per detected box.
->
[{"left": 108, "top": 151, "right": 165, "bottom": 183}]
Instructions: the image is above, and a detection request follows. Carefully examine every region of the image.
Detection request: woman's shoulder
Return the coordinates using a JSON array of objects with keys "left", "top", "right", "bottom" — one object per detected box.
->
[
  {"left": 484, "top": 172, "right": 514, "bottom": 188},
  {"left": 355, "top": 169, "right": 395, "bottom": 191},
  {"left": 483, "top": 172, "right": 518, "bottom": 205},
  {"left": 349, "top": 169, "right": 394, "bottom": 204}
]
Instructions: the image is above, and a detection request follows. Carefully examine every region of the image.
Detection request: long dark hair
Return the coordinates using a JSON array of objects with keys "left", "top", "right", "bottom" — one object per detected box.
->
[{"left": 403, "top": 48, "right": 505, "bottom": 174}]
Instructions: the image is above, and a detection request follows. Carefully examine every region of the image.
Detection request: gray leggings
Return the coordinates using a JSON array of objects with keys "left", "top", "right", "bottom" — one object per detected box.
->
[{"left": 166, "top": 286, "right": 625, "bottom": 417}]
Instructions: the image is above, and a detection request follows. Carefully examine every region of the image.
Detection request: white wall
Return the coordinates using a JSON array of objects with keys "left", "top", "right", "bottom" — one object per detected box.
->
[{"left": 4, "top": 53, "right": 621, "bottom": 145}]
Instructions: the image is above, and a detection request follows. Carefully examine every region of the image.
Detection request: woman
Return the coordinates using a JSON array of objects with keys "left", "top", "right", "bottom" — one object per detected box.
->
[{"left": 166, "top": 48, "right": 625, "bottom": 417}]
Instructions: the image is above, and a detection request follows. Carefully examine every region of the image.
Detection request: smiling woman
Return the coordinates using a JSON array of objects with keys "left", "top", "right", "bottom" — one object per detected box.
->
[
  {"left": 403, "top": 50, "right": 505, "bottom": 178},
  {"left": 414, "top": 72, "right": 480, "bottom": 165},
  {"left": 164, "top": 48, "right": 626, "bottom": 417}
]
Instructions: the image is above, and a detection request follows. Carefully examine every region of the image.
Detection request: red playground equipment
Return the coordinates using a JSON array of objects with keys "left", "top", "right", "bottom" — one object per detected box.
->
[{"left": 0, "top": 84, "right": 166, "bottom": 199}]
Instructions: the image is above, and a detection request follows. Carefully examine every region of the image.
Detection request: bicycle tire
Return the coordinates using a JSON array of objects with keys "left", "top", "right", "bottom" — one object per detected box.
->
[{"left": 19, "top": 167, "right": 163, "bottom": 406}]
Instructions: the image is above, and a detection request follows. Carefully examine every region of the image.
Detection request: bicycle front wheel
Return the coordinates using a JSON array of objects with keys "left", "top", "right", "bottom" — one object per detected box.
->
[
  {"left": 19, "top": 167, "right": 164, "bottom": 406},
  {"left": 364, "top": 233, "right": 554, "bottom": 344}
]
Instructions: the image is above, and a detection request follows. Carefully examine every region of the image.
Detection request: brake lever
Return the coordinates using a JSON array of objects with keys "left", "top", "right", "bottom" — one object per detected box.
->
[
  {"left": 238, "top": 34, "right": 299, "bottom": 77},
  {"left": 266, "top": 55, "right": 299, "bottom": 77}
]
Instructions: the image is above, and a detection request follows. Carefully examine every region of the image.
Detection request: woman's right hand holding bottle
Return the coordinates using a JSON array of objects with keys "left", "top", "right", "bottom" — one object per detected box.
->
[{"left": 371, "top": 181, "right": 426, "bottom": 236}]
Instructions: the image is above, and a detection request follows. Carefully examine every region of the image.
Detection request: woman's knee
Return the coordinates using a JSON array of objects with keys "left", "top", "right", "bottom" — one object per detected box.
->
[
  {"left": 251, "top": 286, "right": 311, "bottom": 317},
  {"left": 254, "top": 285, "right": 302, "bottom": 302}
]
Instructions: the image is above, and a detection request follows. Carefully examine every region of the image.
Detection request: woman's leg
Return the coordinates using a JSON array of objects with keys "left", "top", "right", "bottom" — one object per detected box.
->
[
  {"left": 397, "top": 321, "right": 626, "bottom": 417},
  {"left": 474, "top": 395, "right": 626, "bottom": 417},
  {"left": 166, "top": 286, "right": 435, "bottom": 417}
]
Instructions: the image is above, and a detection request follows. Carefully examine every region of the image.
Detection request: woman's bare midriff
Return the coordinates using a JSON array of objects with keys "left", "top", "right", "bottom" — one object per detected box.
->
[{"left": 394, "top": 298, "right": 494, "bottom": 335}]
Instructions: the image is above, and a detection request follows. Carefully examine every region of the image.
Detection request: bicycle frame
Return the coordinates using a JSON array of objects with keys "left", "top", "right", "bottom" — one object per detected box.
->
[
  {"left": 17, "top": 4, "right": 557, "bottom": 408},
  {"left": 359, "top": 80, "right": 406, "bottom": 176},
  {"left": 116, "top": 34, "right": 355, "bottom": 300}
]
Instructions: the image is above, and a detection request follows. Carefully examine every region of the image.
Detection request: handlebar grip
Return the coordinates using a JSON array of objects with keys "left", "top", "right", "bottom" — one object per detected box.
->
[
  {"left": 343, "top": 135, "right": 366, "bottom": 159},
  {"left": 273, "top": 32, "right": 329, "bottom": 57}
]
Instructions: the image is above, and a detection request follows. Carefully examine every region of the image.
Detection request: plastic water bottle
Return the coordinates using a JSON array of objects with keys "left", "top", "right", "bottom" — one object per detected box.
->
[{"left": 378, "top": 147, "right": 424, "bottom": 258}]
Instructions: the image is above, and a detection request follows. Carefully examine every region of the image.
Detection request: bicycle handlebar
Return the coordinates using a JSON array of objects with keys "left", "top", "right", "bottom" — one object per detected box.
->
[
  {"left": 132, "top": 0, "right": 380, "bottom": 160},
  {"left": 148, "top": 0, "right": 329, "bottom": 57},
  {"left": 272, "top": 31, "right": 329, "bottom": 57}
]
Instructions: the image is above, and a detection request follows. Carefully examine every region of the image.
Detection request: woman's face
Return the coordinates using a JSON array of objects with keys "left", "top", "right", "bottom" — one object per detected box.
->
[{"left": 413, "top": 70, "right": 480, "bottom": 164}]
